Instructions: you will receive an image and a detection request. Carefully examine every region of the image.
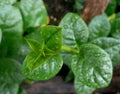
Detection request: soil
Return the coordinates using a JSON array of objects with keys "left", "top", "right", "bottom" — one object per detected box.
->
[{"left": 22, "top": 0, "right": 120, "bottom": 94}]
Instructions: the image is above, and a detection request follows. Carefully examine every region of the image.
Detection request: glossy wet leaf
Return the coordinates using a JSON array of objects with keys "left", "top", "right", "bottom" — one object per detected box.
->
[
  {"left": 22, "top": 54, "right": 63, "bottom": 80},
  {"left": 19, "top": 0, "right": 48, "bottom": 29},
  {"left": 26, "top": 39, "right": 44, "bottom": 52},
  {"left": 71, "top": 44, "right": 112, "bottom": 88},
  {"left": 59, "top": 13, "right": 88, "bottom": 66},
  {"left": 105, "top": 0, "right": 116, "bottom": 16},
  {"left": 0, "top": 4, "right": 23, "bottom": 35},
  {"left": 59, "top": 13, "right": 89, "bottom": 48},
  {"left": 88, "top": 14, "right": 111, "bottom": 41},
  {"left": 0, "top": 0, "right": 16, "bottom": 5},
  {"left": 74, "top": 78, "right": 95, "bottom": 94},
  {"left": 111, "top": 13, "right": 120, "bottom": 39},
  {"left": 91, "top": 37, "right": 120, "bottom": 58},
  {"left": 24, "top": 51, "right": 51, "bottom": 71},
  {"left": 0, "top": 29, "right": 2, "bottom": 43},
  {"left": 0, "top": 59, "right": 23, "bottom": 94},
  {"left": 40, "top": 25, "right": 62, "bottom": 52}
]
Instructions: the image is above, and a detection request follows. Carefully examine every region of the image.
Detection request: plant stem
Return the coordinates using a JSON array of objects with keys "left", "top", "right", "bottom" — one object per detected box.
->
[{"left": 61, "top": 45, "right": 79, "bottom": 54}]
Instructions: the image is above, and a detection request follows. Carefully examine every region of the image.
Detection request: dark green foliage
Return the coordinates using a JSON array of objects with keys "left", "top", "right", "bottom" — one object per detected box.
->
[
  {"left": 105, "top": 0, "right": 117, "bottom": 16},
  {"left": 73, "top": 0, "right": 86, "bottom": 14},
  {"left": 0, "top": 0, "right": 47, "bottom": 93},
  {"left": 0, "top": 0, "right": 120, "bottom": 94},
  {"left": 110, "top": 13, "right": 120, "bottom": 39},
  {"left": 88, "top": 14, "right": 111, "bottom": 41},
  {"left": 0, "top": 59, "right": 23, "bottom": 94}
]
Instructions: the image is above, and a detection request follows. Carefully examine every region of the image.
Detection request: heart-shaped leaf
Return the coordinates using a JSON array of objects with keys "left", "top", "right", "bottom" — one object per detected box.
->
[
  {"left": 22, "top": 54, "right": 63, "bottom": 80},
  {"left": 91, "top": 37, "right": 120, "bottom": 58},
  {"left": 71, "top": 44, "right": 112, "bottom": 88},
  {"left": 19, "top": 0, "right": 48, "bottom": 29},
  {"left": 59, "top": 12, "right": 89, "bottom": 48},
  {"left": 0, "top": 58, "right": 23, "bottom": 94},
  {"left": 88, "top": 14, "right": 111, "bottom": 41}
]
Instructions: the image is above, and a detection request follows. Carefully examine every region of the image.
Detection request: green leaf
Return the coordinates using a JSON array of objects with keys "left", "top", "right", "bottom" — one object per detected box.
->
[
  {"left": 16, "top": 38, "right": 31, "bottom": 62},
  {"left": 61, "top": 52, "right": 73, "bottom": 68},
  {"left": 59, "top": 12, "right": 88, "bottom": 69},
  {"left": 19, "top": 0, "right": 48, "bottom": 29},
  {"left": 0, "top": 4, "right": 23, "bottom": 35},
  {"left": 111, "top": 13, "right": 120, "bottom": 39},
  {"left": 74, "top": 0, "right": 86, "bottom": 14},
  {"left": 59, "top": 12, "right": 89, "bottom": 48},
  {"left": 0, "top": 0, "right": 16, "bottom": 5},
  {"left": 112, "top": 52, "right": 120, "bottom": 67},
  {"left": 0, "top": 29, "right": 2, "bottom": 43},
  {"left": 0, "top": 84, "right": 19, "bottom": 94},
  {"left": 88, "top": 14, "right": 111, "bottom": 41},
  {"left": 105, "top": 0, "right": 117, "bottom": 16},
  {"left": 74, "top": 78, "right": 95, "bottom": 94},
  {"left": 71, "top": 44, "right": 113, "bottom": 88},
  {"left": 40, "top": 25, "right": 62, "bottom": 53},
  {"left": 91, "top": 37, "right": 120, "bottom": 58},
  {"left": 117, "top": 0, "right": 120, "bottom": 6},
  {"left": 18, "top": 88, "right": 27, "bottom": 94},
  {"left": 22, "top": 54, "right": 63, "bottom": 80},
  {"left": 0, "top": 4, "right": 23, "bottom": 57},
  {"left": 25, "top": 39, "right": 44, "bottom": 52},
  {"left": 25, "top": 29, "right": 42, "bottom": 41},
  {"left": 24, "top": 51, "right": 50, "bottom": 71},
  {"left": 65, "top": 70, "right": 74, "bottom": 82},
  {"left": 0, "top": 58, "right": 23, "bottom": 94},
  {"left": 0, "top": 33, "right": 23, "bottom": 58}
]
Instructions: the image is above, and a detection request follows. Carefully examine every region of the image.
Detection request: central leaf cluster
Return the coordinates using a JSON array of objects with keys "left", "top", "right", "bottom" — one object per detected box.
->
[{"left": 22, "top": 25, "right": 63, "bottom": 80}]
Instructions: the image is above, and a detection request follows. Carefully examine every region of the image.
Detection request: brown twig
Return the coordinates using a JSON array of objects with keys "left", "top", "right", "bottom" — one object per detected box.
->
[{"left": 81, "top": 0, "right": 110, "bottom": 24}]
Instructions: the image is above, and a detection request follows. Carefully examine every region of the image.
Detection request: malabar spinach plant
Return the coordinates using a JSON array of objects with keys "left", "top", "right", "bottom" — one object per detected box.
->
[{"left": 0, "top": 0, "right": 120, "bottom": 94}]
